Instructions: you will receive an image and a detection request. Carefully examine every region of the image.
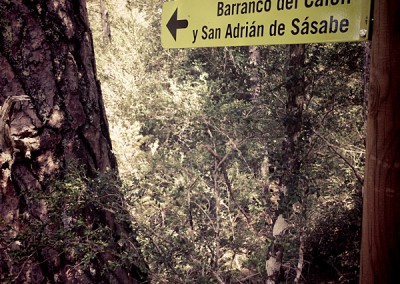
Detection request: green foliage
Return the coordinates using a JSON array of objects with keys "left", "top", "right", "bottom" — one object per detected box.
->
[
  {"left": 87, "top": 1, "right": 366, "bottom": 282},
  {"left": 1, "top": 164, "right": 146, "bottom": 282}
]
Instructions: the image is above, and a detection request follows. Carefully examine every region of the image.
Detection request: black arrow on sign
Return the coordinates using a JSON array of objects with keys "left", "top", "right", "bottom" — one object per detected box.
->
[{"left": 167, "top": 8, "right": 188, "bottom": 41}]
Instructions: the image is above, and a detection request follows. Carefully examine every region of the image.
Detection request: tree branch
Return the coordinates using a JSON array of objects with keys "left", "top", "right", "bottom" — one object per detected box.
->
[{"left": 314, "top": 131, "right": 364, "bottom": 185}]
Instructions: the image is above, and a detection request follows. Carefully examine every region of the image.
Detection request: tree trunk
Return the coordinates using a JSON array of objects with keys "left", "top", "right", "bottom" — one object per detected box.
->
[
  {"left": 0, "top": 1, "right": 147, "bottom": 282},
  {"left": 248, "top": 46, "right": 261, "bottom": 102},
  {"left": 265, "top": 44, "right": 306, "bottom": 284},
  {"left": 360, "top": 0, "right": 400, "bottom": 282},
  {"left": 282, "top": 44, "right": 306, "bottom": 196},
  {"left": 100, "top": 0, "right": 111, "bottom": 45},
  {"left": 266, "top": 244, "right": 284, "bottom": 284}
]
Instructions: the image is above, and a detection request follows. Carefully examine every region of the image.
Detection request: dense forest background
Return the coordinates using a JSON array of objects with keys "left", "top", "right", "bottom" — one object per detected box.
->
[{"left": 86, "top": 0, "right": 367, "bottom": 282}]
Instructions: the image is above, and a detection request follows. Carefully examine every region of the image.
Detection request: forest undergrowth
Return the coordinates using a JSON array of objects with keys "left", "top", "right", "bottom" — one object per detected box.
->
[{"left": 87, "top": 1, "right": 366, "bottom": 282}]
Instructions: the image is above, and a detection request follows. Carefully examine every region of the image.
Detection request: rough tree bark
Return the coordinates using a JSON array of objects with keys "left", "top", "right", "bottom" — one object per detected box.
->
[
  {"left": 360, "top": 0, "right": 400, "bottom": 282},
  {"left": 0, "top": 1, "right": 147, "bottom": 282}
]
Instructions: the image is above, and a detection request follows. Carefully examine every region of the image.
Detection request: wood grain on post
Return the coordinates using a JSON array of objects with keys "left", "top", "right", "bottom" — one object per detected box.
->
[{"left": 360, "top": 0, "right": 400, "bottom": 282}]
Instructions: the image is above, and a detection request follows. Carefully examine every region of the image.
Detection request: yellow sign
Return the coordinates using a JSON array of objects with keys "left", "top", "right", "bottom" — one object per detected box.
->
[{"left": 161, "top": 0, "right": 371, "bottom": 48}]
